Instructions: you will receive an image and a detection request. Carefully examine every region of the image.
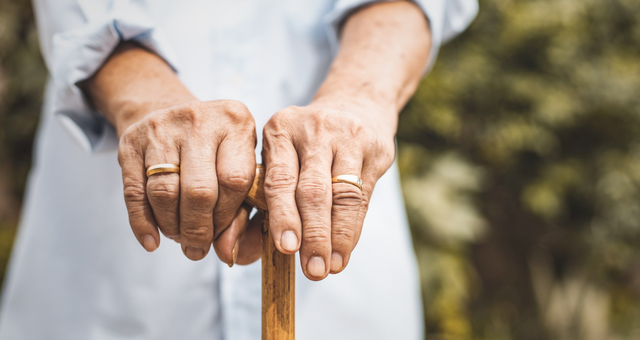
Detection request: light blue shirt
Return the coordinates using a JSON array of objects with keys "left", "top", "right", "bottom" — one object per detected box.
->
[{"left": 0, "top": 1, "right": 477, "bottom": 339}]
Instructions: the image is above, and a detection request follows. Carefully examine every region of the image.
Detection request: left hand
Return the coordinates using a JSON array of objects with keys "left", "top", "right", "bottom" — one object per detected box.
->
[
  {"left": 257, "top": 98, "right": 397, "bottom": 280},
  {"left": 235, "top": 0, "right": 431, "bottom": 272}
]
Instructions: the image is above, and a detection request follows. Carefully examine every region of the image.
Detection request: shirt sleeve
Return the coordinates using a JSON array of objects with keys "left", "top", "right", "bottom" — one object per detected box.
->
[
  {"left": 34, "top": 0, "right": 180, "bottom": 153},
  {"left": 324, "top": 0, "right": 479, "bottom": 73}
]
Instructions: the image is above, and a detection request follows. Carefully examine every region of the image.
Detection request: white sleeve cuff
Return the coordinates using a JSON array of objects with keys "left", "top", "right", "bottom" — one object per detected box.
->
[
  {"left": 51, "top": 3, "right": 180, "bottom": 153},
  {"left": 324, "top": 0, "right": 478, "bottom": 74}
]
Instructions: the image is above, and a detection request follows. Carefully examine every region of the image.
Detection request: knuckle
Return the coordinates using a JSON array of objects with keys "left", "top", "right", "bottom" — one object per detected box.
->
[
  {"left": 297, "top": 179, "right": 329, "bottom": 202},
  {"left": 117, "top": 141, "right": 131, "bottom": 156},
  {"left": 183, "top": 186, "right": 216, "bottom": 205},
  {"left": 172, "top": 104, "right": 198, "bottom": 125},
  {"left": 145, "top": 111, "right": 174, "bottom": 133},
  {"left": 262, "top": 127, "right": 289, "bottom": 150},
  {"left": 359, "top": 192, "right": 371, "bottom": 213},
  {"left": 368, "top": 138, "right": 396, "bottom": 165},
  {"left": 181, "top": 101, "right": 199, "bottom": 114},
  {"left": 147, "top": 181, "right": 179, "bottom": 203},
  {"left": 332, "top": 187, "right": 363, "bottom": 208},
  {"left": 335, "top": 115, "right": 364, "bottom": 137},
  {"left": 332, "top": 227, "right": 356, "bottom": 245},
  {"left": 303, "top": 226, "right": 331, "bottom": 245},
  {"left": 222, "top": 100, "right": 254, "bottom": 125},
  {"left": 218, "top": 170, "right": 253, "bottom": 193},
  {"left": 117, "top": 145, "right": 138, "bottom": 167},
  {"left": 146, "top": 115, "right": 163, "bottom": 131},
  {"left": 241, "top": 116, "right": 257, "bottom": 133},
  {"left": 127, "top": 210, "right": 149, "bottom": 230},
  {"left": 222, "top": 99, "right": 250, "bottom": 115},
  {"left": 274, "top": 107, "right": 296, "bottom": 119},
  {"left": 181, "top": 225, "right": 211, "bottom": 241},
  {"left": 123, "top": 181, "right": 146, "bottom": 203},
  {"left": 118, "top": 138, "right": 145, "bottom": 163},
  {"left": 264, "top": 109, "right": 294, "bottom": 133},
  {"left": 264, "top": 165, "right": 297, "bottom": 193},
  {"left": 380, "top": 142, "right": 396, "bottom": 164},
  {"left": 357, "top": 126, "right": 377, "bottom": 145},
  {"left": 119, "top": 131, "right": 134, "bottom": 148}
]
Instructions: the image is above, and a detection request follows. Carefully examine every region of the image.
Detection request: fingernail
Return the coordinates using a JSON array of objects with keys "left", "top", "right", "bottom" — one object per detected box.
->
[
  {"left": 230, "top": 240, "right": 239, "bottom": 268},
  {"left": 142, "top": 235, "right": 157, "bottom": 252},
  {"left": 331, "top": 253, "right": 344, "bottom": 272},
  {"left": 281, "top": 231, "right": 298, "bottom": 252},
  {"left": 185, "top": 246, "right": 204, "bottom": 260},
  {"left": 307, "top": 256, "right": 326, "bottom": 278}
]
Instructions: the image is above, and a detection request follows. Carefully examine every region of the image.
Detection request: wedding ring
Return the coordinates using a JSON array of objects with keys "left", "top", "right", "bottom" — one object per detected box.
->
[
  {"left": 331, "top": 175, "right": 363, "bottom": 191},
  {"left": 146, "top": 164, "right": 180, "bottom": 178}
]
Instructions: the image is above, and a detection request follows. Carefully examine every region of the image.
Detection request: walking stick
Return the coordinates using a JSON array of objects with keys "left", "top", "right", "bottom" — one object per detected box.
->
[{"left": 244, "top": 164, "right": 295, "bottom": 340}]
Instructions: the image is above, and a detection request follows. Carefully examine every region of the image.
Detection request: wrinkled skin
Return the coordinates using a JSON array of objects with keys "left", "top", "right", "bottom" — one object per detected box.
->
[{"left": 86, "top": 1, "right": 431, "bottom": 279}]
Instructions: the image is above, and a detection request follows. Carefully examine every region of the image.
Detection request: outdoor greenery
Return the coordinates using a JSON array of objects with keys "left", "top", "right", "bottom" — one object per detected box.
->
[
  {"left": 0, "top": 0, "right": 46, "bottom": 285},
  {"left": 399, "top": 0, "right": 640, "bottom": 339},
  {"left": 1, "top": 0, "right": 639, "bottom": 339}
]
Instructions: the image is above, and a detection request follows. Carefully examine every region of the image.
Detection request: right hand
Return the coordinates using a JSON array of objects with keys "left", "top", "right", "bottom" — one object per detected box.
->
[{"left": 117, "top": 100, "right": 257, "bottom": 264}]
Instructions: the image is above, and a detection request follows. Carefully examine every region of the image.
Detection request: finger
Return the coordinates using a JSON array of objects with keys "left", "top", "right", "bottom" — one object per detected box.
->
[
  {"left": 351, "top": 151, "right": 387, "bottom": 251},
  {"left": 212, "top": 131, "right": 256, "bottom": 245},
  {"left": 118, "top": 142, "right": 160, "bottom": 252},
  {"left": 145, "top": 143, "right": 181, "bottom": 239},
  {"left": 213, "top": 203, "right": 251, "bottom": 266},
  {"left": 296, "top": 148, "right": 333, "bottom": 281},
  {"left": 329, "top": 147, "right": 365, "bottom": 274},
  {"left": 179, "top": 141, "right": 217, "bottom": 261},
  {"left": 235, "top": 210, "right": 264, "bottom": 265},
  {"left": 262, "top": 127, "right": 302, "bottom": 255}
]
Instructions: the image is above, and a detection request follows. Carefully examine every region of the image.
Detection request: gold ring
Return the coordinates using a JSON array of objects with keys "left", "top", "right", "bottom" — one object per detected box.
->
[
  {"left": 331, "top": 175, "right": 363, "bottom": 191},
  {"left": 146, "top": 164, "right": 180, "bottom": 178}
]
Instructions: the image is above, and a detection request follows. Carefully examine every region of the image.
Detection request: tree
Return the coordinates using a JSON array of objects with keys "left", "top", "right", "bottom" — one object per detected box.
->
[
  {"left": 400, "top": 0, "right": 640, "bottom": 338},
  {"left": 0, "top": 0, "right": 46, "bottom": 287}
]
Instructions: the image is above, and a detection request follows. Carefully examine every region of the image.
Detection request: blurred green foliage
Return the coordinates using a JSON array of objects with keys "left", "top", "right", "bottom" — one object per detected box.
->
[
  {"left": 0, "top": 0, "right": 45, "bottom": 285},
  {"left": 399, "top": 0, "right": 640, "bottom": 339},
  {"left": 1, "top": 0, "right": 640, "bottom": 339}
]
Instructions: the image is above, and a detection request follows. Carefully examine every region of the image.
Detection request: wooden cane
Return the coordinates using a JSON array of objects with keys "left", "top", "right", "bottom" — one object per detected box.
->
[{"left": 244, "top": 164, "right": 295, "bottom": 340}]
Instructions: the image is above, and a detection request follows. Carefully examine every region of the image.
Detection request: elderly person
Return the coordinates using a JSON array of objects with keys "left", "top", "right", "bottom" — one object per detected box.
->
[{"left": 0, "top": 0, "right": 477, "bottom": 339}]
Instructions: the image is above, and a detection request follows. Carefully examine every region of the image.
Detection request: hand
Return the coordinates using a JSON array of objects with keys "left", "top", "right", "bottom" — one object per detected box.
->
[
  {"left": 260, "top": 98, "right": 396, "bottom": 280},
  {"left": 117, "top": 100, "right": 257, "bottom": 264},
  {"left": 252, "top": 0, "right": 430, "bottom": 279}
]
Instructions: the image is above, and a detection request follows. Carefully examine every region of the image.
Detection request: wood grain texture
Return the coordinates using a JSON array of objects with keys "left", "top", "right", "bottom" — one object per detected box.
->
[
  {"left": 245, "top": 164, "right": 268, "bottom": 211},
  {"left": 262, "top": 213, "right": 295, "bottom": 340},
  {"left": 244, "top": 165, "right": 295, "bottom": 340}
]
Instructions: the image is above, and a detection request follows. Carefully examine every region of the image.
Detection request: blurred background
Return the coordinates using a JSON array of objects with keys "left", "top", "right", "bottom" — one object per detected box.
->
[{"left": 1, "top": 0, "right": 639, "bottom": 339}]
